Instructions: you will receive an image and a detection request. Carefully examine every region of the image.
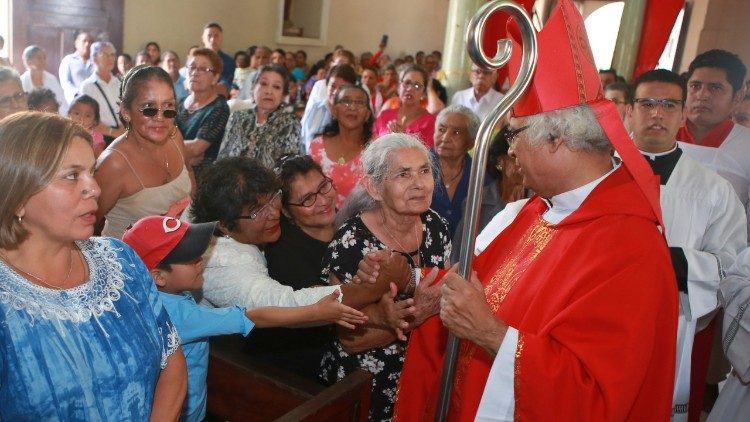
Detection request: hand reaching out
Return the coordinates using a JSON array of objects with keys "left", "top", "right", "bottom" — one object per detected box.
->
[{"left": 315, "top": 290, "right": 368, "bottom": 329}]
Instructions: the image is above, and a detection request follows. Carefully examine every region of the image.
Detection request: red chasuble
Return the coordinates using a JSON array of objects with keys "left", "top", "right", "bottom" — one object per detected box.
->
[{"left": 394, "top": 167, "right": 678, "bottom": 421}]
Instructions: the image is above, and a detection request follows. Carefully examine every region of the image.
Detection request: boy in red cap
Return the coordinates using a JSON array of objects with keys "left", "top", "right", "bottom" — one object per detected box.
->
[{"left": 123, "top": 215, "right": 365, "bottom": 422}]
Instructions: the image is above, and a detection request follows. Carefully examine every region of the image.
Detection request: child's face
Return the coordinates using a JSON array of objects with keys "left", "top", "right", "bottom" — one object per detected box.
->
[
  {"left": 161, "top": 257, "right": 205, "bottom": 293},
  {"left": 68, "top": 102, "right": 96, "bottom": 129}
]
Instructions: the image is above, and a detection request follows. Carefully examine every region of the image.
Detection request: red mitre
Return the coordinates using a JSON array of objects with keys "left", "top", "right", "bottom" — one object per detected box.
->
[
  {"left": 507, "top": 0, "right": 602, "bottom": 117},
  {"left": 507, "top": 0, "right": 665, "bottom": 230}
]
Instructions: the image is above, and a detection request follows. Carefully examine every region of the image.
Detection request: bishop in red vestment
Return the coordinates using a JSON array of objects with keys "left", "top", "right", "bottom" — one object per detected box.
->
[{"left": 393, "top": 0, "right": 678, "bottom": 420}]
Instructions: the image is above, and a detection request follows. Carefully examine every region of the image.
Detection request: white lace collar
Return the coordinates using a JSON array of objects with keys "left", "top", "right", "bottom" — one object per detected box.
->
[{"left": 0, "top": 238, "right": 128, "bottom": 323}]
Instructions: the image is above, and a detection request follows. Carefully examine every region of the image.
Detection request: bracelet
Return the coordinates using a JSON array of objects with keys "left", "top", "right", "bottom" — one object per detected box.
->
[{"left": 108, "top": 127, "right": 113, "bottom": 136}]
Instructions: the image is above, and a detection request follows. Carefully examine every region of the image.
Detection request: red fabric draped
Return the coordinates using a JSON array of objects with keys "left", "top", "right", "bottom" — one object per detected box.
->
[
  {"left": 481, "top": 0, "right": 535, "bottom": 88},
  {"left": 632, "top": 0, "right": 685, "bottom": 79}
]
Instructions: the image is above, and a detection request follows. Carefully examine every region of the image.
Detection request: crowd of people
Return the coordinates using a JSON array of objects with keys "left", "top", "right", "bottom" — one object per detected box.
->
[{"left": 1, "top": 1, "right": 750, "bottom": 419}]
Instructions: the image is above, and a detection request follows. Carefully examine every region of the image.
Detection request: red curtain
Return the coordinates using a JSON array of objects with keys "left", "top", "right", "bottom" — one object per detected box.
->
[
  {"left": 481, "top": 0, "right": 535, "bottom": 88},
  {"left": 632, "top": 0, "right": 685, "bottom": 79}
]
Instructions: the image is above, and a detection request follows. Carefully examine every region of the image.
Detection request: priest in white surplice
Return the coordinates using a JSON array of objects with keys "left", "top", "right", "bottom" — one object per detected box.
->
[{"left": 627, "top": 69, "right": 746, "bottom": 421}]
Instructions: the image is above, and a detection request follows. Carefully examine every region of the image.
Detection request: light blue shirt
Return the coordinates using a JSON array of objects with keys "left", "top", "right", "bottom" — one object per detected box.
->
[
  {"left": 58, "top": 51, "right": 94, "bottom": 104},
  {"left": 159, "top": 291, "right": 254, "bottom": 422},
  {"left": 299, "top": 100, "right": 331, "bottom": 153}
]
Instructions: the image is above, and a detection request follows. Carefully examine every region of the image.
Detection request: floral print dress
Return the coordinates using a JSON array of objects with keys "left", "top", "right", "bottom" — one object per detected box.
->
[
  {"left": 217, "top": 106, "right": 301, "bottom": 168},
  {"left": 319, "top": 209, "right": 451, "bottom": 421}
]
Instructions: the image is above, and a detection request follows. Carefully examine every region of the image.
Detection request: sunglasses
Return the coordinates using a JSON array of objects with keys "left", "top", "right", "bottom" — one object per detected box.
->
[{"left": 138, "top": 106, "right": 177, "bottom": 119}]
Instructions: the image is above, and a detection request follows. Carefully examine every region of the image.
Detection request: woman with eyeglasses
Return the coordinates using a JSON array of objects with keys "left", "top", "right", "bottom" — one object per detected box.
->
[
  {"left": 177, "top": 48, "right": 230, "bottom": 180},
  {"left": 373, "top": 64, "right": 436, "bottom": 148},
  {"left": 95, "top": 65, "right": 195, "bottom": 239},
  {"left": 191, "top": 157, "right": 410, "bottom": 352},
  {"left": 79, "top": 41, "right": 126, "bottom": 142},
  {"left": 248, "top": 155, "right": 340, "bottom": 381},
  {"left": 218, "top": 64, "right": 301, "bottom": 169},
  {"left": 309, "top": 85, "right": 373, "bottom": 208},
  {"left": 320, "top": 133, "right": 451, "bottom": 422}
]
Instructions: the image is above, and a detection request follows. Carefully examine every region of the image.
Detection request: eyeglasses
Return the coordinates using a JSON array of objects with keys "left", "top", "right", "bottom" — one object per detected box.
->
[
  {"left": 237, "top": 189, "right": 282, "bottom": 220},
  {"left": 287, "top": 178, "right": 334, "bottom": 207},
  {"left": 506, "top": 125, "right": 529, "bottom": 146},
  {"left": 187, "top": 65, "right": 215, "bottom": 75},
  {"left": 138, "top": 106, "right": 178, "bottom": 119},
  {"left": 471, "top": 68, "right": 494, "bottom": 76},
  {"left": 337, "top": 98, "right": 369, "bottom": 109},
  {"left": 633, "top": 98, "right": 683, "bottom": 112},
  {"left": 0, "top": 91, "right": 27, "bottom": 109},
  {"left": 400, "top": 80, "right": 424, "bottom": 91}
]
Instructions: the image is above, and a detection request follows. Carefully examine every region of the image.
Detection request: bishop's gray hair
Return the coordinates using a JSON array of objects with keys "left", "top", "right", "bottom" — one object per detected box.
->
[
  {"left": 335, "top": 133, "right": 434, "bottom": 228},
  {"left": 522, "top": 104, "right": 612, "bottom": 153}
]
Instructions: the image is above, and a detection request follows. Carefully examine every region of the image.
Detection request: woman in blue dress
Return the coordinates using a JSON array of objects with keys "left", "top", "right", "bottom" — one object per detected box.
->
[{"left": 0, "top": 112, "right": 187, "bottom": 420}]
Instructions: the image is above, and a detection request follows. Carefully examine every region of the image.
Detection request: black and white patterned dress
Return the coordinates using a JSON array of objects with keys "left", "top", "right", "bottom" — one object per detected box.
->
[{"left": 319, "top": 209, "right": 451, "bottom": 422}]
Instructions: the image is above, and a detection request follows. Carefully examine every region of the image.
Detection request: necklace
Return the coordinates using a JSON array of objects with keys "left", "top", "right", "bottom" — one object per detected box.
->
[
  {"left": 441, "top": 157, "right": 465, "bottom": 189},
  {"left": 131, "top": 132, "right": 172, "bottom": 183},
  {"left": 381, "top": 209, "right": 422, "bottom": 266},
  {"left": 0, "top": 247, "right": 75, "bottom": 289}
]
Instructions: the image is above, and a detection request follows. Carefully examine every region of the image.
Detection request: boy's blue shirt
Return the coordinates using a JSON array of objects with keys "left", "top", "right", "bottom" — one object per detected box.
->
[{"left": 159, "top": 290, "right": 254, "bottom": 422}]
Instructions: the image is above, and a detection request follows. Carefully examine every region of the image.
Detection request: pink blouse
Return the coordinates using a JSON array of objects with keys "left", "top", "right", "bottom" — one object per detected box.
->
[
  {"left": 373, "top": 108, "right": 436, "bottom": 148},
  {"left": 309, "top": 136, "right": 365, "bottom": 208}
]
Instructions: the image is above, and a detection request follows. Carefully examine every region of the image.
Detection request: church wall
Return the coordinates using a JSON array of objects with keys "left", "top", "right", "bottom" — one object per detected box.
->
[{"left": 123, "top": 0, "right": 449, "bottom": 65}]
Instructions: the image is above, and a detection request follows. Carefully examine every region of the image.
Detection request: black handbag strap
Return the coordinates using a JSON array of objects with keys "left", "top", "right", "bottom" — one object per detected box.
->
[{"left": 93, "top": 81, "right": 119, "bottom": 128}]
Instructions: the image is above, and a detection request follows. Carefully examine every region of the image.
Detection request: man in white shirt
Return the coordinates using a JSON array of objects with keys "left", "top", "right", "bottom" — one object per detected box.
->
[
  {"left": 628, "top": 69, "right": 745, "bottom": 421},
  {"left": 58, "top": 31, "right": 94, "bottom": 104},
  {"left": 450, "top": 64, "right": 503, "bottom": 120}
]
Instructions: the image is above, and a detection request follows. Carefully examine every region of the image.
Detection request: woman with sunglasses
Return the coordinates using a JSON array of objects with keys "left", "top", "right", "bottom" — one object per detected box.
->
[
  {"left": 95, "top": 65, "right": 195, "bottom": 239},
  {"left": 373, "top": 64, "right": 436, "bottom": 148},
  {"left": 218, "top": 64, "right": 300, "bottom": 168},
  {"left": 248, "top": 155, "right": 340, "bottom": 381},
  {"left": 309, "top": 85, "right": 373, "bottom": 208},
  {"left": 177, "top": 48, "right": 230, "bottom": 180}
]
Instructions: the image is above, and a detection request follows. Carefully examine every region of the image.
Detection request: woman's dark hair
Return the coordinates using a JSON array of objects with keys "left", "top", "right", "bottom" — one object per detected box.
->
[
  {"left": 399, "top": 64, "right": 428, "bottom": 91},
  {"left": 273, "top": 154, "right": 325, "bottom": 207},
  {"left": 316, "top": 85, "right": 374, "bottom": 142},
  {"left": 191, "top": 157, "right": 281, "bottom": 232},
  {"left": 69, "top": 94, "right": 101, "bottom": 125},
  {"left": 27, "top": 88, "right": 58, "bottom": 111},
  {"left": 487, "top": 124, "right": 512, "bottom": 181},
  {"left": 145, "top": 41, "right": 160, "bottom": 51},
  {"left": 306, "top": 60, "right": 326, "bottom": 81},
  {"left": 119, "top": 65, "right": 176, "bottom": 124},
  {"left": 251, "top": 63, "right": 290, "bottom": 95}
]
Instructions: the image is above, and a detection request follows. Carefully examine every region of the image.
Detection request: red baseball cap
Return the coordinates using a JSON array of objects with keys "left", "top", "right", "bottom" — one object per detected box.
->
[{"left": 122, "top": 216, "right": 217, "bottom": 270}]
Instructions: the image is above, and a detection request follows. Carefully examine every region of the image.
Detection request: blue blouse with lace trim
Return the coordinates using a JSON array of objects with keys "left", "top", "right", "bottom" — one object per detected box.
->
[{"left": 0, "top": 237, "right": 180, "bottom": 420}]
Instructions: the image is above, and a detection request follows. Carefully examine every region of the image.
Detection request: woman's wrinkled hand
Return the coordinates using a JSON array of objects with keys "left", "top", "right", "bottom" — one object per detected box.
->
[{"left": 378, "top": 282, "right": 415, "bottom": 341}]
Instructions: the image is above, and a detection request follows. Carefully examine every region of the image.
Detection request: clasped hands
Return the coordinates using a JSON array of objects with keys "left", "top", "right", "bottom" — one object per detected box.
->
[{"left": 355, "top": 251, "right": 508, "bottom": 354}]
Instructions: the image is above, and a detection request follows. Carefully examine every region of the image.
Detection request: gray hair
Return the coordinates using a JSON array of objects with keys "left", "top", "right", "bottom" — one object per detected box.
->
[
  {"left": 90, "top": 41, "right": 115, "bottom": 58},
  {"left": 22, "top": 45, "right": 44, "bottom": 67},
  {"left": 335, "top": 133, "right": 434, "bottom": 227},
  {"left": 522, "top": 104, "right": 612, "bottom": 153},
  {"left": 0, "top": 67, "right": 21, "bottom": 86},
  {"left": 436, "top": 104, "right": 481, "bottom": 140}
]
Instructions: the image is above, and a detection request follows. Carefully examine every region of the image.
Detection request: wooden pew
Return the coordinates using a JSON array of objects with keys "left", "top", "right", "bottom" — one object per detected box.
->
[{"left": 205, "top": 335, "right": 372, "bottom": 421}]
